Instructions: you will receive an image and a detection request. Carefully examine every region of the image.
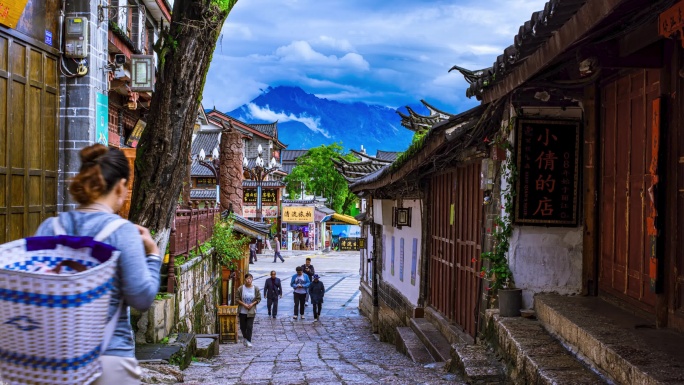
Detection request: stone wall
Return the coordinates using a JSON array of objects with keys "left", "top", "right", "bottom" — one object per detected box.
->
[
  {"left": 377, "top": 280, "right": 418, "bottom": 344},
  {"left": 174, "top": 251, "right": 221, "bottom": 334},
  {"left": 132, "top": 250, "right": 221, "bottom": 343},
  {"left": 359, "top": 282, "right": 373, "bottom": 319}
]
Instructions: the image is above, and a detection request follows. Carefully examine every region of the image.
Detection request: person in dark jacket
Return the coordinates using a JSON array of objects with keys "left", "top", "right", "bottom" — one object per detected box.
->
[
  {"left": 263, "top": 270, "right": 283, "bottom": 318},
  {"left": 309, "top": 274, "right": 325, "bottom": 321},
  {"left": 301, "top": 258, "right": 315, "bottom": 305}
]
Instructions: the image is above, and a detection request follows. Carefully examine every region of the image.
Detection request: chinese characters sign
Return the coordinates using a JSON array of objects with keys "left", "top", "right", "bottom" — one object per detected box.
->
[
  {"left": 243, "top": 205, "right": 278, "bottom": 218},
  {"left": 0, "top": 0, "right": 29, "bottom": 28},
  {"left": 243, "top": 189, "right": 277, "bottom": 203},
  {"left": 282, "top": 206, "right": 313, "bottom": 223},
  {"left": 660, "top": 2, "right": 684, "bottom": 47},
  {"left": 515, "top": 119, "right": 580, "bottom": 226},
  {"left": 339, "top": 237, "right": 366, "bottom": 251}
]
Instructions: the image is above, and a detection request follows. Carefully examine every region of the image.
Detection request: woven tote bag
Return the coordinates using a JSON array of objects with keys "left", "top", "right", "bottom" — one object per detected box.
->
[{"left": 0, "top": 218, "right": 128, "bottom": 385}]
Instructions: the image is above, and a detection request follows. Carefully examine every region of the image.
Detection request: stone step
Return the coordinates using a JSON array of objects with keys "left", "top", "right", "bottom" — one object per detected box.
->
[
  {"left": 136, "top": 332, "right": 197, "bottom": 370},
  {"left": 450, "top": 343, "right": 506, "bottom": 385},
  {"left": 410, "top": 317, "right": 451, "bottom": 362},
  {"left": 536, "top": 294, "right": 684, "bottom": 385},
  {"left": 484, "top": 310, "right": 608, "bottom": 385},
  {"left": 396, "top": 326, "right": 435, "bottom": 364},
  {"left": 195, "top": 334, "right": 220, "bottom": 359}
]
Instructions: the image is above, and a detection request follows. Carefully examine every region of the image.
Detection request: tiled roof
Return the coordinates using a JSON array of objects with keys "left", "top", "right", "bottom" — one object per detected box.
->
[
  {"left": 452, "top": 0, "right": 587, "bottom": 100},
  {"left": 191, "top": 159, "right": 215, "bottom": 177},
  {"left": 350, "top": 103, "right": 491, "bottom": 190},
  {"left": 249, "top": 122, "right": 277, "bottom": 137},
  {"left": 375, "top": 150, "right": 399, "bottom": 162},
  {"left": 281, "top": 149, "right": 308, "bottom": 162},
  {"left": 221, "top": 212, "right": 271, "bottom": 238},
  {"left": 281, "top": 163, "right": 296, "bottom": 174},
  {"left": 242, "top": 180, "right": 286, "bottom": 188},
  {"left": 191, "top": 130, "right": 220, "bottom": 156},
  {"left": 190, "top": 189, "right": 216, "bottom": 199},
  {"left": 397, "top": 100, "right": 453, "bottom": 132}
]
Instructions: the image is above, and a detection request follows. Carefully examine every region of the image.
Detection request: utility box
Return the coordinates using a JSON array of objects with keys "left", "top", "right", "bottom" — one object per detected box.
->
[{"left": 64, "top": 17, "right": 89, "bottom": 58}]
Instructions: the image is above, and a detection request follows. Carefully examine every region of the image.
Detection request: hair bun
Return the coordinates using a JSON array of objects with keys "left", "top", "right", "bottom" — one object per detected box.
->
[{"left": 80, "top": 144, "right": 108, "bottom": 164}]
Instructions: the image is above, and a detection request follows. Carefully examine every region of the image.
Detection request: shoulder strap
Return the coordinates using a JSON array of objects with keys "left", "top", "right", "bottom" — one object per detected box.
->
[
  {"left": 96, "top": 218, "right": 129, "bottom": 352},
  {"left": 94, "top": 218, "right": 129, "bottom": 242},
  {"left": 52, "top": 217, "right": 67, "bottom": 236}
]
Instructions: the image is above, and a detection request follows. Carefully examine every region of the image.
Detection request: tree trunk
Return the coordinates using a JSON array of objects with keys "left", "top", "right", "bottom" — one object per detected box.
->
[{"left": 129, "top": 0, "right": 238, "bottom": 245}]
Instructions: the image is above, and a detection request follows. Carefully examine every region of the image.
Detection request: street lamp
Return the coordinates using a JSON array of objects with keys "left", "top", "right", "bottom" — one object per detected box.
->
[
  {"left": 196, "top": 147, "right": 220, "bottom": 204},
  {"left": 243, "top": 144, "right": 280, "bottom": 222}
]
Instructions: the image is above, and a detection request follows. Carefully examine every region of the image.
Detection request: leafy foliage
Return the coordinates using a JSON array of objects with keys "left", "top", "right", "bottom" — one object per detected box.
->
[
  {"left": 210, "top": 216, "right": 249, "bottom": 269},
  {"left": 283, "top": 143, "right": 358, "bottom": 214},
  {"left": 480, "top": 118, "right": 517, "bottom": 292}
]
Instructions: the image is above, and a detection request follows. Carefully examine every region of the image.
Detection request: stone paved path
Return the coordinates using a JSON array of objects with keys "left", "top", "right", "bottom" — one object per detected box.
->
[{"left": 180, "top": 252, "right": 464, "bottom": 384}]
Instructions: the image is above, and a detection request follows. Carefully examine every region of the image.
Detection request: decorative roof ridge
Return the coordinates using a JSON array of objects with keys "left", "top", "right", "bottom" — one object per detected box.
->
[{"left": 420, "top": 100, "right": 454, "bottom": 117}]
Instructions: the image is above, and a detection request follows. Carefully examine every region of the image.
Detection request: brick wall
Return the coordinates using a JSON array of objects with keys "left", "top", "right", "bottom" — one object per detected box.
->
[
  {"left": 57, "top": 0, "right": 109, "bottom": 212},
  {"left": 377, "top": 280, "right": 417, "bottom": 344}
]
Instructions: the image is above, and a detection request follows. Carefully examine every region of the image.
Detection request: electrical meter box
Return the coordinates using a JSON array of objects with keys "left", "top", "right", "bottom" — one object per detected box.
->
[{"left": 64, "top": 17, "right": 89, "bottom": 58}]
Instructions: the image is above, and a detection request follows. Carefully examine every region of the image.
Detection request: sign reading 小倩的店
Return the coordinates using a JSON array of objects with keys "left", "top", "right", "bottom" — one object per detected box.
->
[
  {"left": 282, "top": 207, "right": 313, "bottom": 223},
  {"left": 514, "top": 119, "right": 581, "bottom": 226}
]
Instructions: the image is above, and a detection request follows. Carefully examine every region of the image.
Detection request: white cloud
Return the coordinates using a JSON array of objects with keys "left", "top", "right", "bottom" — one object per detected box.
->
[
  {"left": 315, "top": 36, "right": 355, "bottom": 52},
  {"left": 203, "top": 0, "right": 549, "bottom": 112},
  {"left": 275, "top": 41, "right": 370, "bottom": 71},
  {"left": 245, "top": 103, "right": 330, "bottom": 138}
]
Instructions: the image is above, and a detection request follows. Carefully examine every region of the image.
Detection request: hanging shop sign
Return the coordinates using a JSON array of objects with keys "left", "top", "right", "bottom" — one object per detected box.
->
[
  {"left": 243, "top": 205, "right": 278, "bottom": 218},
  {"left": 660, "top": 2, "right": 684, "bottom": 47},
  {"left": 243, "top": 188, "right": 277, "bottom": 203},
  {"left": 0, "top": 0, "right": 29, "bottom": 28},
  {"left": 339, "top": 237, "right": 366, "bottom": 251},
  {"left": 514, "top": 119, "right": 581, "bottom": 226},
  {"left": 126, "top": 119, "right": 146, "bottom": 148},
  {"left": 282, "top": 206, "right": 313, "bottom": 223}
]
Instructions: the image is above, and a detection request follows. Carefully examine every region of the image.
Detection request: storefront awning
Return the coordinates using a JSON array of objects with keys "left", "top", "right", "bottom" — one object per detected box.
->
[{"left": 329, "top": 213, "right": 359, "bottom": 225}]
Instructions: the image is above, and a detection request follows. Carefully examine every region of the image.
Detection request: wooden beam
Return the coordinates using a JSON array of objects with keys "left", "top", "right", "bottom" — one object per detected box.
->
[
  {"left": 483, "top": 0, "right": 625, "bottom": 104},
  {"left": 618, "top": 18, "right": 660, "bottom": 57}
]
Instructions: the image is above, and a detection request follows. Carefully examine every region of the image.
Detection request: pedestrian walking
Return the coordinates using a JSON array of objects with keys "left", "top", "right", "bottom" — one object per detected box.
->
[
  {"left": 290, "top": 266, "right": 310, "bottom": 319},
  {"left": 301, "top": 257, "right": 315, "bottom": 305},
  {"left": 249, "top": 241, "right": 257, "bottom": 264},
  {"left": 34, "top": 144, "right": 161, "bottom": 385},
  {"left": 273, "top": 236, "right": 284, "bottom": 263},
  {"left": 309, "top": 274, "right": 325, "bottom": 321},
  {"left": 263, "top": 270, "right": 282, "bottom": 318},
  {"left": 236, "top": 273, "right": 261, "bottom": 347}
]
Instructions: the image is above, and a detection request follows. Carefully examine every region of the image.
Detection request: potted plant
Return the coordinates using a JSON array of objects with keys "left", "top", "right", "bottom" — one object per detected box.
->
[
  {"left": 210, "top": 216, "right": 249, "bottom": 305},
  {"left": 480, "top": 130, "right": 521, "bottom": 317}
]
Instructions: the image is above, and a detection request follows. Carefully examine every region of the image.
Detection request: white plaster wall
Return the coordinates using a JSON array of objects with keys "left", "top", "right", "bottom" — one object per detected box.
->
[
  {"left": 373, "top": 199, "right": 422, "bottom": 306},
  {"left": 509, "top": 227, "right": 583, "bottom": 308}
]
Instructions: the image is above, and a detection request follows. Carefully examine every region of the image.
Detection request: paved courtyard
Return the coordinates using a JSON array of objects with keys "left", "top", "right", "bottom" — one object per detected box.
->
[{"left": 180, "top": 251, "right": 463, "bottom": 384}]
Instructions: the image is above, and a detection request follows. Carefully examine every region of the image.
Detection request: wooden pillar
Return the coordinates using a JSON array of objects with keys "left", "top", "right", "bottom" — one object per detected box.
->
[{"left": 582, "top": 83, "right": 599, "bottom": 296}]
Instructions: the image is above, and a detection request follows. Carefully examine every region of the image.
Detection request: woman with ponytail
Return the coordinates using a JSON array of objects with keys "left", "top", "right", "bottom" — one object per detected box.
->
[{"left": 34, "top": 144, "right": 161, "bottom": 384}]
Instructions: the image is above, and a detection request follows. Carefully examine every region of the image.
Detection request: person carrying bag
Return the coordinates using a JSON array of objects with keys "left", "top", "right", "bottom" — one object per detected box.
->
[{"left": 0, "top": 144, "right": 161, "bottom": 385}]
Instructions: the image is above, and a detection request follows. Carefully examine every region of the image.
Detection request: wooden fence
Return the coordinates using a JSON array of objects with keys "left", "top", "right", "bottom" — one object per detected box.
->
[{"left": 166, "top": 203, "right": 221, "bottom": 293}]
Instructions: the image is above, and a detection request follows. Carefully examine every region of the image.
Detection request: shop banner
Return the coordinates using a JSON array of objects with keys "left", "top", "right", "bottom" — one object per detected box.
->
[
  {"left": 243, "top": 205, "right": 278, "bottom": 218},
  {"left": 282, "top": 206, "right": 313, "bottom": 222}
]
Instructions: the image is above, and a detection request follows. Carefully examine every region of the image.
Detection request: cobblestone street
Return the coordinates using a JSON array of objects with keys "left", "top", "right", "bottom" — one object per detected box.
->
[{"left": 180, "top": 251, "right": 463, "bottom": 384}]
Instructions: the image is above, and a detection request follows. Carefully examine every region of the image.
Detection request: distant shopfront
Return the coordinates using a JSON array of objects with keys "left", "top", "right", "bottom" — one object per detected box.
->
[{"left": 281, "top": 206, "right": 314, "bottom": 250}]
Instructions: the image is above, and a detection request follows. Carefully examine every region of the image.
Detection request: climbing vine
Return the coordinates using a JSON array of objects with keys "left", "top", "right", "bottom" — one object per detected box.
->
[{"left": 480, "top": 117, "right": 518, "bottom": 292}]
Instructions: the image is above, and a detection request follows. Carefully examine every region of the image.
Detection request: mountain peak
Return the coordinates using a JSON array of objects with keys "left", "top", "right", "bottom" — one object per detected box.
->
[{"left": 228, "top": 87, "right": 413, "bottom": 153}]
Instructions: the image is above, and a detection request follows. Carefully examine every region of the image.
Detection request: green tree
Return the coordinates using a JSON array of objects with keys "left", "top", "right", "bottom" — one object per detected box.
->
[
  {"left": 284, "top": 143, "right": 358, "bottom": 214},
  {"left": 129, "top": 0, "right": 239, "bottom": 251}
]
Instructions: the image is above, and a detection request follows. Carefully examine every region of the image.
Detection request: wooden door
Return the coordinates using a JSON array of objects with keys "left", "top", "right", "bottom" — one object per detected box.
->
[
  {"left": 599, "top": 69, "right": 660, "bottom": 311},
  {"left": 429, "top": 163, "right": 483, "bottom": 337},
  {"left": 0, "top": 31, "right": 59, "bottom": 243}
]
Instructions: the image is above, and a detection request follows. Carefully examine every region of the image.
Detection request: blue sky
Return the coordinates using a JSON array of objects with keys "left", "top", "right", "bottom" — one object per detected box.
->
[{"left": 202, "top": 0, "right": 549, "bottom": 115}]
